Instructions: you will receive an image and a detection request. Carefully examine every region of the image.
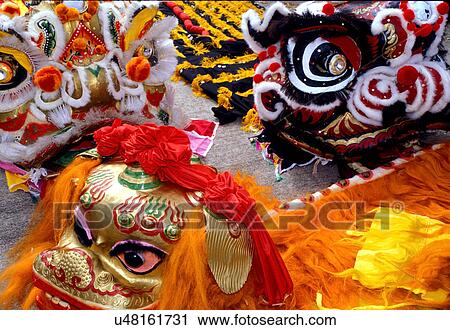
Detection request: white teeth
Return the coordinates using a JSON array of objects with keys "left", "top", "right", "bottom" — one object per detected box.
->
[
  {"left": 45, "top": 292, "right": 70, "bottom": 309},
  {"left": 274, "top": 102, "right": 284, "bottom": 112},
  {"left": 58, "top": 300, "right": 69, "bottom": 308}
]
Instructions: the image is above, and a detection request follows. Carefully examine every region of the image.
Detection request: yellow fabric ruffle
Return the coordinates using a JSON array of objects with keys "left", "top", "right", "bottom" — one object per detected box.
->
[
  {"left": 242, "top": 108, "right": 263, "bottom": 133},
  {"left": 341, "top": 208, "right": 450, "bottom": 305},
  {"left": 5, "top": 171, "right": 29, "bottom": 193}
]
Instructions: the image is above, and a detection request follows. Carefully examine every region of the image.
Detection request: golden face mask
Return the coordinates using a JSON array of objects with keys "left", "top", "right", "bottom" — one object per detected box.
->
[
  {"left": 0, "top": 1, "right": 178, "bottom": 167},
  {"left": 32, "top": 160, "right": 254, "bottom": 309}
]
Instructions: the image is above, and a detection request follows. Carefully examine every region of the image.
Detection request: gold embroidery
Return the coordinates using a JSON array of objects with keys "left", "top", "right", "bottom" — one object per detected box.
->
[{"left": 383, "top": 23, "right": 399, "bottom": 59}]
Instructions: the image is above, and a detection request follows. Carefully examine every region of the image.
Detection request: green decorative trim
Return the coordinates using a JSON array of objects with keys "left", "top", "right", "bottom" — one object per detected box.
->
[
  {"left": 158, "top": 109, "right": 169, "bottom": 125},
  {"left": 118, "top": 176, "right": 161, "bottom": 190},
  {"left": 164, "top": 224, "right": 181, "bottom": 241},
  {"left": 118, "top": 213, "right": 135, "bottom": 228},
  {"left": 37, "top": 19, "right": 56, "bottom": 57},
  {"left": 118, "top": 165, "right": 161, "bottom": 190},
  {"left": 190, "top": 154, "right": 201, "bottom": 164},
  {"left": 87, "top": 65, "right": 102, "bottom": 77},
  {"left": 145, "top": 196, "right": 167, "bottom": 219},
  {"left": 80, "top": 192, "right": 92, "bottom": 208}
]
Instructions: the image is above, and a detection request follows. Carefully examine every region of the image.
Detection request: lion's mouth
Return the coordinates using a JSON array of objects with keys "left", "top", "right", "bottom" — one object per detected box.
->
[
  {"left": 35, "top": 290, "right": 77, "bottom": 310},
  {"left": 32, "top": 271, "right": 101, "bottom": 310}
]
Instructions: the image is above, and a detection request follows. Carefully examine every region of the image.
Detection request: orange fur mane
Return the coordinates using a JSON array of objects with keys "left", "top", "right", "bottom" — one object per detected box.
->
[{"left": 1, "top": 145, "right": 449, "bottom": 309}]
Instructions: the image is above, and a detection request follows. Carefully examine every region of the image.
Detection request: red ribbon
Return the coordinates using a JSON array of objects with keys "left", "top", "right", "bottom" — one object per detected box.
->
[
  {"left": 204, "top": 172, "right": 293, "bottom": 306},
  {"left": 94, "top": 121, "right": 293, "bottom": 305}
]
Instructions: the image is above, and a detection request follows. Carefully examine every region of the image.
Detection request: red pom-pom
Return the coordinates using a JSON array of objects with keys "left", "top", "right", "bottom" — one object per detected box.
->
[
  {"left": 126, "top": 56, "right": 151, "bottom": 82},
  {"left": 165, "top": 2, "right": 177, "bottom": 9},
  {"left": 191, "top": 26, "right": 204, "bottom": 34},
  {"left": 173, "top": 6, "right": 182, "bottom": 16},
  {"left": 33, "top": 66, "right": 62, "bottom": 92},
  {"left": 179, "top": 12, "right": 189, "bottom": 21},
  {"left": 397, "top": 66, "right": 419, "bottom": 86},
  {"left": 253, "top": 74, "right": 264, "bottom": 84},
  {"left": 258, "top": 51, "right": 268, "bottom": 61},
  {"left": 437, "top": 2, "right": 449, "bottom": 15},
  {"left": 403, "top": 9, "right": 415, "bottom": 21},
  {"left": 184, "top": 19, "right": 193, "bottom": 28},
  {"left": 269, "top": 62, "right": 281, "bottom": 72},
  {"left": 399, "top": 1, "right": 408, "bottom": 10},
  {"left": 267, "top": 45, "right": 277, "bottom": 57},
  {"left": 322, "top": 3, "right": 335, "bottom": 16},
  {"left": 201, "top": 30, "right": 209, "bottom": 36}
]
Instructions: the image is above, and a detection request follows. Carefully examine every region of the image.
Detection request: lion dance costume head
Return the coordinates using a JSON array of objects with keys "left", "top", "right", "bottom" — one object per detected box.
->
[
  {"left": 0, "top": 0, "right": 178, "bottom": 167},
  {"left": 242, "top": 1, "right": 450, "bottom": 177},
  {"left": 1, "top": 120, "right": 449, "bottom": 310}
]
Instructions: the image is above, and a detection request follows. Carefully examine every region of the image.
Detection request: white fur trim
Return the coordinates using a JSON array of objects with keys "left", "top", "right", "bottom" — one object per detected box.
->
[
  {"left": 46, "top": 103, "right": 72, "bottom": 128},
  {"left": 61, "top": 68, "right": 91, "bottom": 108},
  {"left": 0, "top": 107, "right": 157, "bottom": 163},
  {"left": 98, "top": 2, "right": 122, "bottom": 52},
  {"left": 0, "top": 35, "right": 48, "bottom": 112},
  {"left": 120, "top": 1, "right": 160, "bottom": 35},
  {"left": 28, "top": 10, "right": 66, "bottom": 60},
  {"left": 426, "top": 14, "right": 448, "bottom": 58},
  {"left": 241, "top": 2, "right": 290, "bottom": 53},
  {"left": 371, "top": 9, "right": 416, "bottom": 67}
]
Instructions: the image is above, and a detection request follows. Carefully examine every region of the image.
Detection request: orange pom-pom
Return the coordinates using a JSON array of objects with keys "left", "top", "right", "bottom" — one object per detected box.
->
[
  {"left": 0, "top": 2, "right": 20, "bottom": 17},
  {"left": 82, "top": 12, "right": 92, "bottom": 21},
  {"left": 87, "top": 1, "right": 100, "bottom": 15},
  {"left": 73, "top": 37, "right": 88, "bottom": 52},
  {"left": 126, "top": 56, "right": 151, "bottom": 82},
  {"left": 33, "top": 66, "right": 63, "bottom": 93},
  {"left": 397, "top": 65, "right": 419, "bottom": 87},
  {"left": 55, "top": 3, "right": 69, "bottom": 16},
  {"left": 66, "top": 7, "right": 79, "bottom": 20}
]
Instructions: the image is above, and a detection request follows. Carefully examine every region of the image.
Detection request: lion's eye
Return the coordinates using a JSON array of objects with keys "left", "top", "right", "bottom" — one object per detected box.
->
[
  {"left": 136, "top": 42, "right": 158, "bottom": 66},
  {"left": 0, "top": 62, "right": 14, "bottom": 84},
  {"left": 286, "top": 36, "right": 361, "bottom": 94},
  {"left": 110, "top": 240, "right": 167, "bottom": 275}
]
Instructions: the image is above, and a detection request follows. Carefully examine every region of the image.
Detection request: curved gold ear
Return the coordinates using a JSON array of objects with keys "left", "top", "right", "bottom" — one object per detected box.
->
[
  {"left": 204, "top": 207, "right": 253, "bottom": 294},
  {"left": 123, "top": 6, "right": 158, "bottom": 51}
]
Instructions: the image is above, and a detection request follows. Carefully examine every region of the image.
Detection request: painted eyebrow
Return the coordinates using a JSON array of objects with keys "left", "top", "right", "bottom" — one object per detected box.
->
[
  {"left": 74, "top": 207, "right": 93, "bottom": 246},
  {"left": 109, "top": 240, "right": 168, "bottom": 257}
]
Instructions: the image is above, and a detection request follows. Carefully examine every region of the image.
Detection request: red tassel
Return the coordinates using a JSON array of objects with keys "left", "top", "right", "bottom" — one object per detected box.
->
[{"left": 246, "top": 210, "right": 293, "bottom": 305}]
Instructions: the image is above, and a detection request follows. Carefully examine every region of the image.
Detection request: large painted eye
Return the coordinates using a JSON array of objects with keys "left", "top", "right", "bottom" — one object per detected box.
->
[
  {"left": 136, "top": 42, "right": 158, "bottom": 66},
  {"left": 110, "top": 240, "right": 167, "bottom": 275},
  {"left": 0, "top": 62, "right": 13, "bottom": 84},
  {"left": 0, "top": 55, "right": 28, "bottom": 91},
  {"left": 286, "top": 36, "right": 361, "bottom": 94}
]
